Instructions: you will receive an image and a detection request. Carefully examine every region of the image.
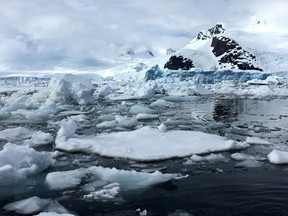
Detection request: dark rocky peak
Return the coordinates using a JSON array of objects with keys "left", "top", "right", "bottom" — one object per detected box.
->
[
  {"left": 211, "top": 36, "right": 239, "bottom": 57},
  {"left": 194, "top": 23, "right": 225, "bottom": 41},
  {"left": 211, "top": 36, "right": 262, "bottom": 71},
  {"left": 164, "top": 55, "right": 194, "bottom": 71},
  {"left": 208, "top": 23, "right": 225, "bottom": 35}
]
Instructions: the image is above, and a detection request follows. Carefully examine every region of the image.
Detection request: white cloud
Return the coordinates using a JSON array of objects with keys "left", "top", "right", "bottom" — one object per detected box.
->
[{"left": 0, "top": 0, "right": 287, "bottom": 69}]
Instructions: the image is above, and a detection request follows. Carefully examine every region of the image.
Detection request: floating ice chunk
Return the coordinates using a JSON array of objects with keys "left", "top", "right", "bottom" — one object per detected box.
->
[
  {"left": 139, "top": 209, "right": 148, "bottom": 216},
  {"left": 45, "top": 168, "right": 87, "bottom": 190},
  {"left": 0, "top": 144, "right": 52, "bottom": 185},
  {"left": 266, "top": 76, "right": 287, "bottom": 85},
  {"left": 167, "top": 209, "right": 193, "bottom": 216},
  {"left": 35, "top": 213, "right": 75, "bottom": 216},
  {"left": 11, "top": 109, "right": 50, "bottom": 122},
  {"left": 0, "top": 127, "right": 31, "bottom": 141},
  {"left": 205, "top": 153, "right": 227, "bottom": 162},
  {"left": 115, "top": 115, "right": 138, "bottom": 129},
  {"left": 247, "top": 85, "right": 274, "bottom": 97},
  {"left": 162, "top": 95, "right": 200, "bottom": 102},
  {"left": 84, "top": 182, "right": 120, "bottom": 200},
  {"left": 190, "top": 154, "right": 206, "bottom": 162},
  {"left": 136, "top": 113, "right": 159, "bottom": 120},
  {"left": 87, "top": 166, "right": 179, "bottom": 189},
  {"left": 56, "top": 124, "right": 247, "bottom": 161},
  {"left": 247, "top": 79, "right": 269, "bottom": 85},
  {"left": 48, "top": 74, "right": 95, "bottom": 105},
  {"left": 235, "top": 159, "right": 262, "bottom": 168},
  {"left": 267, "top": 149, "right": 288, "bottom": 164},
  {"left": 231, "top": 153, "right": 255, "bottom": 161},
  {"left": 39, "top": 102, "right": 58, "bottom": 114},
  {"left": 98, "top": 114, "right": 116, "bottom": 122},
  {"left": 150, "top": 99, "right": 172, "bottom": 107},
  {"left": 57, "top": 119, "right": 77, "bottom": 139},
  {"left": 97, "top": 86, "right": 113, "bottom": 98},
  {"left": 23, "top": 131, "right": 53, "bottom": 147},
  {"left": 225, "top": 140, "right": 250, "bottom": 150},
  {"left": 185, "top": 153, "right": 227, "bottom": 164},
  {"left": 157, "top": 123, "right": 166, "bottom": 132},
  {"left": 193, "top": 85, "right": 212, "bottom": 95},
  {"left": 0, "top": 126, "right": 52, "bottom": 148},
  {"left": 3, "top": 196, "right": 50, "bottom": 214},
  {"left": 129, "top": 104, "right": 156, "bottom": 114},
  {"left": 4, "top": 196, "right": 71, "bottom": 215},
  {"left": 1, "top": 94, "right": 30, "bottom": 114},
  {"left": 96, "top": 120, "right": 117, "bottom": 129},
  {"left": 246, "top": 136, "right": 272, "bottom": 145}
]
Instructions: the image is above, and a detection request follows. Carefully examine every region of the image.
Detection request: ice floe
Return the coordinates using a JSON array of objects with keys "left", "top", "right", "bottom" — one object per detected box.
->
[
  {"left": 45, "top": 165, "right": 180, "bottom": 201},
  {"left": 129, "top": 104, "right": 156, "bottom": 114},
  {"left": 3, "top": 196, "right": 71, "bottom": 215},
  {"left": 246, "top": 136, "right": 272, "bottom": 145},
  {"left": 267, "top": 149, "right": 288, "bottom": 164},
  {"left": 0, "top": 143, "right": 52, "bottom": 185},
  {"left": 45, "top": 168, "right": 87, "bottom": 190},
  {"left": 55, "top": 119, "right": 248, "bottom": 161},
  {"left": 0, "top": 126, "right": 53, "bottom": 148}
]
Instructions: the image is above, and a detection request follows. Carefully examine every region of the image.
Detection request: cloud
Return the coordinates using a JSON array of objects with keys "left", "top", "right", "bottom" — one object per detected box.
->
[{"left": 0, "top": 0, "right": 287, "bottom": 69}]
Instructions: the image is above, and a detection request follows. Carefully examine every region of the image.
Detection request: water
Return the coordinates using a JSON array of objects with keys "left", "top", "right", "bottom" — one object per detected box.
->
[{"left": 0, "top": 95, "right": 288, "bottom": 216}]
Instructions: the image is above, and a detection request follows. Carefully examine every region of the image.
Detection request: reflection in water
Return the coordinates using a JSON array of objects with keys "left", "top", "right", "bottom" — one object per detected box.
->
[{"left": 213, "top": 99, "right": 245, "bottom": 123}]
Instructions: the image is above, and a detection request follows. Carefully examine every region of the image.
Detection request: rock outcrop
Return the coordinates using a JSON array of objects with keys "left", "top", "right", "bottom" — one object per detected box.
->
[{"left": 164, "top": 55, "right": 194, "bottom": 70}]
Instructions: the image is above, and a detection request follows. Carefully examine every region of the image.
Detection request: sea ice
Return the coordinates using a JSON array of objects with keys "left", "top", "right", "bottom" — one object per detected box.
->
[
  {"left": 47, "top": 74, "right": 95, "bottom": 105},
  {"left": 136, "top": 113, "right": 159, "bottom": 120},
  {"left": 3, "top": 196, "right": 50, "bottom": 214},
  {"left": 55, "top": 119, "right": 248, "bottom": 161},
  {"left": 0, "top": 143, "right": 52, "bottom": 185},
  {"left": 4, "top": 196, "right": 71, "bottom": 215},
  {"left": 35, "top": 213, "right": 75, "bottom": 216},
  {"left": 83, "top": 182, "right": 120, "bottom": 200},
  {"left": 246, "top": 136, "right": 272, "bottom": 145},
  {"left": 0, "top": 127, "right": 31, "bottom": 141},
  {"left": 150, "top": 99, "right": 172, "bottom": 107},
  {"left": 0, "top": 127, "right": 53, "bottom": 147},
  {"left": 129, "top": 104, "right": 156, "bottom": 114},
  {"left": 45, "top": 168, "right": 87, "bottom": 190},
  {"left": 87, "top": 166, "right": 179, "bottom": 189},
  {"left": 267, "top": 149, "right": 288, "bottom": 164},
  {"left": 45, "top": 165, "right": 180, "bottom": 198},
  {"left": 231, "top": 153, "right": 255, "bottom": 161},
  {"left": 11, "top": 109, "right": 50, "bottom": 122},
  {"left": 97, "top": 85, "right": 113, "bottom": 98},
  {"left": 234, "top": 159, "right": 262, "bottom": 168}
]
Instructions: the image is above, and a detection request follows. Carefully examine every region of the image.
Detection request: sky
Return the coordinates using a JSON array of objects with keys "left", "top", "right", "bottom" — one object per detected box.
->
[{"left": 0, "top": 0, "right": 287, "bottom": 70}]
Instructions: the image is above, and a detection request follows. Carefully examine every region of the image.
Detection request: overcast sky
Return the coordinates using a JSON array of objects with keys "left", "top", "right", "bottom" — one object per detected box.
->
[{"left": 0, "top": 0, "right": 287, "bottom": 68}]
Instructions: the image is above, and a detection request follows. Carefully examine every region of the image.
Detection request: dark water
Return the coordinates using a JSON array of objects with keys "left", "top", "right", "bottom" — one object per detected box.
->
[{"left": 0, "top": 96, "right": 288, "bottom": 216}]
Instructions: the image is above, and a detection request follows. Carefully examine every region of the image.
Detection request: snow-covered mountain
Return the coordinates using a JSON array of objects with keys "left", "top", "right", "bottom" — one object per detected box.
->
[{"left": 164, "top": 24, "right": 263, "bottom": 71}]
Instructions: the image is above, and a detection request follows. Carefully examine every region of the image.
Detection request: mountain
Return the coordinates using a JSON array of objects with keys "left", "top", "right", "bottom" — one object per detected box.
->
[{"left": 164, "top": 24, "right": 263, "bottom": 71}]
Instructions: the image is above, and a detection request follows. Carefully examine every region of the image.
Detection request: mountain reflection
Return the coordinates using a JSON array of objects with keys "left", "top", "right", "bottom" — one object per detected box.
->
[{"left": 213, "top": 99, "right": 245, "bottom": 123}]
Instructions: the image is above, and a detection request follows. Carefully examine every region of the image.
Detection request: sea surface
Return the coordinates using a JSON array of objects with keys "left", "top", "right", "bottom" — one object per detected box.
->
[{"left": 0, "top": 95, "right": 288, "bottom": 216}]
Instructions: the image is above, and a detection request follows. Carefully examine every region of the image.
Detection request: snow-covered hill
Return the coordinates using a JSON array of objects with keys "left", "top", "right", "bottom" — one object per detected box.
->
[
  {"left": 162, "top": 20, "right": 288, "bottom": 73},
  {"left": 164, "top": 24, "right": 263, "bottom": 71}
]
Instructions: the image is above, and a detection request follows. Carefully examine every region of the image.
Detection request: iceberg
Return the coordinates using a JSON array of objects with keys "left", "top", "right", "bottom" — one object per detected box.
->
[{"left": 47, "top": 74, "right": 95, "bottom": 105}]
